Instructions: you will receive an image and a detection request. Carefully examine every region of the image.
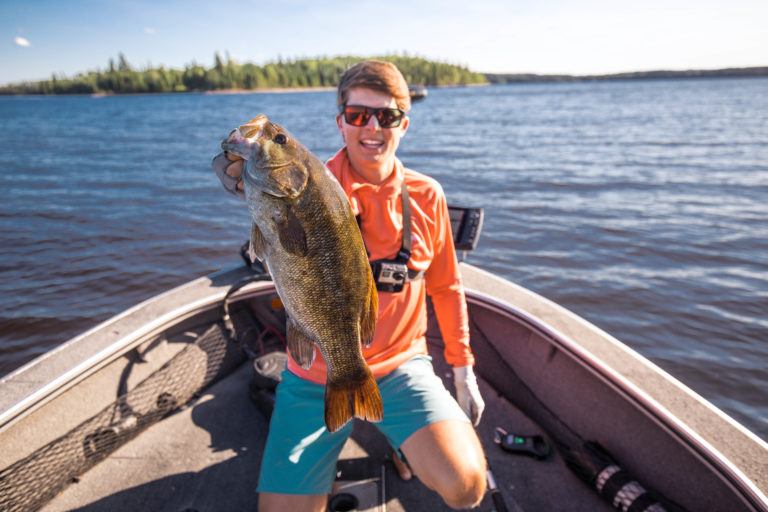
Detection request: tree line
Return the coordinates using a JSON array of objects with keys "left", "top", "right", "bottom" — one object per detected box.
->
[{"left": 0, "top": 53, "right": 487, "bottom": 95}]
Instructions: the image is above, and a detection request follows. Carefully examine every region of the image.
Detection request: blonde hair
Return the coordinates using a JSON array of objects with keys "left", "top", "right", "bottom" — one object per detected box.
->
[{"left": 337, "top": 60, "right": 411, "bottom": 112}]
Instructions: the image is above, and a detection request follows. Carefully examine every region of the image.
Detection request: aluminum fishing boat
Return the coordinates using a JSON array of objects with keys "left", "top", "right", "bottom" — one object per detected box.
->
[{"left": 1, "top": 208, "right": 766, "bottom": 512}]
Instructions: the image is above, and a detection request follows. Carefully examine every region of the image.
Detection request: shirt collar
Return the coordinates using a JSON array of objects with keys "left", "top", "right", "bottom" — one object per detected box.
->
[{"left": 327, "top": 147, "right": 404, "bottom": 201}]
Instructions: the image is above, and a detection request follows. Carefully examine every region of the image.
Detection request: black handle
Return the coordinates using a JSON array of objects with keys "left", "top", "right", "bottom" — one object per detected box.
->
[{"left": 491, "top": 489, "right": 509, "bottom": 512}]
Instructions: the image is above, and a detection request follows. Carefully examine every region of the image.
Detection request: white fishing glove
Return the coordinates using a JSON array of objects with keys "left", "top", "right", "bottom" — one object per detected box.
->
[
  {"left": 453, "top": 365, "right": 485, "bottom": 426},
  {"left": 212, "top": 150, "right": 245, "bottom": 198}
]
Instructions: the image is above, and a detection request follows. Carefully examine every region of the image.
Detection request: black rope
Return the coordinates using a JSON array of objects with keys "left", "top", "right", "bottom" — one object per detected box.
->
[{"left": 222, "top": 273, "right": 272, "bottom": 342}]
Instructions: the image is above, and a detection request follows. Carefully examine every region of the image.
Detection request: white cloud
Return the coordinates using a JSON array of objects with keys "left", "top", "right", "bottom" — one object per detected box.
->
[
  {"left": 14, "top": 36, "right": 31, "bottom": 47},
  {"left": 144, "top": 27, "right": 157, "bottom": 35}
]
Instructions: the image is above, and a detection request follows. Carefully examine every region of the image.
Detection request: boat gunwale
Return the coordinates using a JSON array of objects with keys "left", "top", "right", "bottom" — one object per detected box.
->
[
  {"left": 0, "top": 268, "right": 275, "bottom": 433},
  {"left": 464, "top": 289, "right": 768, "bottom": 511}
]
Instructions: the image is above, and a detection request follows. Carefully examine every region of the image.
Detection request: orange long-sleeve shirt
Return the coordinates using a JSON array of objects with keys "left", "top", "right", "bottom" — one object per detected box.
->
[{"left": 287, "top": 148, "right": 474, "bottom": 383}]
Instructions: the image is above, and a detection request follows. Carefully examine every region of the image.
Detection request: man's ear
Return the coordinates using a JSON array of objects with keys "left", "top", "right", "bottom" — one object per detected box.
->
[
  {"left": 336, "top": 114, "right": 345, "bottom": 143},
  {"left": 399, "top": 115, "right": 410, "bottom": 137}
]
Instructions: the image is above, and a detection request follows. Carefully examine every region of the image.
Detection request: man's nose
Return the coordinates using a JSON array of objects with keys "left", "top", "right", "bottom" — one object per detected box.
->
[{"left": 363, "top": 114, "right": 380, "bottom": 129}]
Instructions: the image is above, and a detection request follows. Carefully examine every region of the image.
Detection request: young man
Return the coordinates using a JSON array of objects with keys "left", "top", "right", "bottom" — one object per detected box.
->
[{"left": 212, "top": 60, "right": 487, "bottom": 511}]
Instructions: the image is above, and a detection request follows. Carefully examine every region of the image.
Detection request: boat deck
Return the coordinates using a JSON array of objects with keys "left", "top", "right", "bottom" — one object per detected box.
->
[
  {"left": 0, "top": 263, "right": 760, "bottom": 511},
  {"left": 40, "top": 347, "right": 612, "bottom": 511}
]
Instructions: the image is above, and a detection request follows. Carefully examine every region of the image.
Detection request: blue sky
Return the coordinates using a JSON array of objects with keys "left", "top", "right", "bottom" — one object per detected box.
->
[{"left": 2, "top": 0, "right": 767, "bottom": 85}]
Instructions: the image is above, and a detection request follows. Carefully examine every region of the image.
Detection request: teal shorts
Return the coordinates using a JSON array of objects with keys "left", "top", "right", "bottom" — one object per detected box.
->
[{"left": 257, "top": 355, "right": 469, "bottom": 495}]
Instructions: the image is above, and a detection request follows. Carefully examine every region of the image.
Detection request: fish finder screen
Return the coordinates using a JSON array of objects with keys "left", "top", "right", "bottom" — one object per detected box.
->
[{"left": 448, "top": 206, "right": 484, "bottom": 251}]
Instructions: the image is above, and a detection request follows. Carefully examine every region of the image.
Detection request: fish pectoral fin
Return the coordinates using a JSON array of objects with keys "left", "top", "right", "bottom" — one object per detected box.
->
[
  {"left": 287, "top": 319, "right": 316, "bottom": 369},
  {"left": 360, "top": 275, "right": 378, "bottom": 348},
  {"left": 277, "top": 208, "right": 308, "bottom": 256},
  {"left": 249, "top": 223, "right": 267, "bottom": 262}
]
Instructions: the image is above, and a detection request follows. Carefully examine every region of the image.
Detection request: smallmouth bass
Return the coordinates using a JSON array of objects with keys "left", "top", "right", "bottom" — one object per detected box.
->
[{"left": 221, "top": 115, "right": 381, "bottom": 432}]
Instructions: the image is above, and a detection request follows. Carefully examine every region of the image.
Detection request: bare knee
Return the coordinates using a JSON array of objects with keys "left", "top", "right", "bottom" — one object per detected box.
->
[
  {"left": 435, "top": 462, "right": 487, "bottom": 509},
  {"left": 401, "top": 420, "right": 488, "bottom": 509}
]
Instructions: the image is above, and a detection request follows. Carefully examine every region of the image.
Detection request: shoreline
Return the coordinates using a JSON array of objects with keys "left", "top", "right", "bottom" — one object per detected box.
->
[
  {"left": 2, "top": 72, "right": 766, "bottom": 98},
  {"left": 6, "top": 83, "right": 490, "bottom": 98},
  {"left": 485, "top": 66, "right": 768, "bottom": 84},
  {"left": 203, "top": 86, "right": 337, "bottom": 95},
  {"left": 2, "top": 64, "right": 766, "bottom": 96},
  {"left": 91, "top": 86, "right": 337, "bottom": 98}
]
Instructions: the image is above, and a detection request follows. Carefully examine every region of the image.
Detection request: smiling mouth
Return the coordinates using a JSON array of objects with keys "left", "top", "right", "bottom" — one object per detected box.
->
[{"left": 359, "top": 139, "right": 384, "bottom": 149}]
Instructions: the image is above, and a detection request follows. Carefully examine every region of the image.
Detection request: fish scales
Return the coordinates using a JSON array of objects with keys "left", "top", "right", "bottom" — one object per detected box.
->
[{"left": 221, "top": 115, "right": 381, "bottom": 432}]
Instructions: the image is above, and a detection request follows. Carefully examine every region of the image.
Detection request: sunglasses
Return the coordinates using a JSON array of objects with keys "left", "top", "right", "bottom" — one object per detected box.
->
[{"left": 342, "top": 105, "right": 406, "bottom": 128}]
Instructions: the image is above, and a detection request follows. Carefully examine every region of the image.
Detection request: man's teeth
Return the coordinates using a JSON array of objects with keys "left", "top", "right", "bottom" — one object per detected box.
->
[{"left": 360, "top": 140, "right": 384, "bottom": 147}]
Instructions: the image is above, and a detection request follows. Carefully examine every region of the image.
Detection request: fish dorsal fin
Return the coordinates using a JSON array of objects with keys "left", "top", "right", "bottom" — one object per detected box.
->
[
  {"left": 287, "top": 318, "right": 316, "bottom": 369},
  {"left": 360, "top": 274, "right": 378, "bottom": 348}
]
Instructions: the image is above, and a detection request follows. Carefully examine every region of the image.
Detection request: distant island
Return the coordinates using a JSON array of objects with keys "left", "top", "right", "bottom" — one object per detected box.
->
[
  {"left": 0, "top": 54, "right": 486, "bottom": 95},
  {"left": 485, "top": 67, "right": 768, "bottom": 83},
  {"left": 1, "top": 54, "right": 766, "bottom": 96}
]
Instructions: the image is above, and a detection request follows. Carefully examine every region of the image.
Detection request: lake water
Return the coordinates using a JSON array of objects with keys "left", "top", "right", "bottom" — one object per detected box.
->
[{"left": 1, "top": 78, "right": 766, "bottom": 439}]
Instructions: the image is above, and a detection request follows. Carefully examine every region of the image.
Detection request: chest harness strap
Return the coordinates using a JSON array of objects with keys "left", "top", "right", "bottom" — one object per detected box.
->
[{"left": 359, "top": 181, "right": 424, "bottom": 292}]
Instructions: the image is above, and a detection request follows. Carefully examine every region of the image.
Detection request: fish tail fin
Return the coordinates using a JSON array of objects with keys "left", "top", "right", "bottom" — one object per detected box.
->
[
  {"left": 325, "top": 368, "right": 383, "bottom": 433},
  {"left": 352, "top": 369, "right": 383, "bottom": 422}
]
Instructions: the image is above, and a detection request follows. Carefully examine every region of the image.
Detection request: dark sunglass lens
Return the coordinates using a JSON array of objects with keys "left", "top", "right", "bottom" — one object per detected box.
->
[
  {"left": 344, "top": 107, "right": 369, "bottom": 126},
  {"left": 376, "top": 108, "right": 403, "bottom": 128}
]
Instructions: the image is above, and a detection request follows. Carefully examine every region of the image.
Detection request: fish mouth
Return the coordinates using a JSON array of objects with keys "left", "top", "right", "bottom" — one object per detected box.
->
[
  {"left": 238, "top": 115, "right": 269, "bottom": 140},
  {"left": 221, "top": 115, "right": 269, "bottom": 160}
]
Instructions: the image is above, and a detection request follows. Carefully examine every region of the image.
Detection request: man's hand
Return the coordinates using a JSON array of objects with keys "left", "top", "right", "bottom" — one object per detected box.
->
[
  {"left": 212, "top": 151, "right": 245, "bottom": 198},
  {"left": 453, "top": 365, "right": 485, "bottom": 426}
]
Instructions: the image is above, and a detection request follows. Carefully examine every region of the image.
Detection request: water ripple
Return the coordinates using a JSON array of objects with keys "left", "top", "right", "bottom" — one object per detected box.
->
[{"left": 1, "top": 79, "right": 767, "bottom": 439}]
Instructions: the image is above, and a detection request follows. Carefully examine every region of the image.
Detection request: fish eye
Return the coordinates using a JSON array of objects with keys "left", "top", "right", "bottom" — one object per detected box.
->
[{"left": 274, "top": 133, "right": 287, "bottom": 145}]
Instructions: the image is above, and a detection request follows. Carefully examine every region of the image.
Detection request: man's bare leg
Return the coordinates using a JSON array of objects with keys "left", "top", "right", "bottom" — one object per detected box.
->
[{"left": 400, "top": 419, "right": 487, "bottom": 509}]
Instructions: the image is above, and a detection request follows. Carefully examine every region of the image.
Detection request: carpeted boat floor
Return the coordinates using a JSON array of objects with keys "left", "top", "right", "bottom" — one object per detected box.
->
[{"left": 41, "top": 357, "right": 611, "bottom": 511}]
